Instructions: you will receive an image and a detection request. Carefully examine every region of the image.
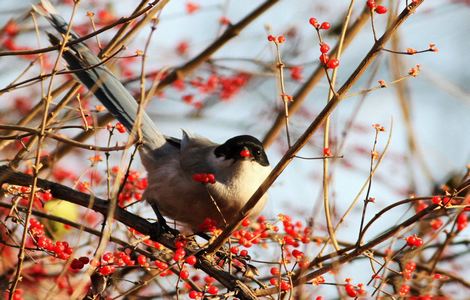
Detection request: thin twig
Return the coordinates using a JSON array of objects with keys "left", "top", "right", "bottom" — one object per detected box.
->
[{"left": 205, "top": 0, "right": 425, "bottom": 257}]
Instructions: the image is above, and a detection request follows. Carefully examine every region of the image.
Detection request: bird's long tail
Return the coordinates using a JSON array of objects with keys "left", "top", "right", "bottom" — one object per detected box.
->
[{"left": 34, "top": 0, "right": 166, "bottom": 149}]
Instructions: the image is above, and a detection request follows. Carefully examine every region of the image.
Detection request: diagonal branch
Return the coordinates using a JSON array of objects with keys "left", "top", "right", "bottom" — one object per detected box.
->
[
  {"left": 262, "top": 2, "right": 375, "bottom": 147},
  {"left": 0, "top": 165, "right": 257, "bottom": 300},
  {"left": 205, "top": 0, "right": 425, "bottom": 256}
]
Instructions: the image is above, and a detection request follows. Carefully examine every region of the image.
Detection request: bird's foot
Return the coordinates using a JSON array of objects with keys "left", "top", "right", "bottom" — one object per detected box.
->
[
  {"left": 150, "top": 218, "right": 180, "bottom": 241},
  {"left": 148, "top": 201, "right": 180, "bottom": 239}
]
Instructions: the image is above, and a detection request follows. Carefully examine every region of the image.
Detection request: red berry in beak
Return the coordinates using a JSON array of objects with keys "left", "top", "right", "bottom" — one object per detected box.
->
[{"left": 240, "top": 149, "right": 251, "bottom": 158}]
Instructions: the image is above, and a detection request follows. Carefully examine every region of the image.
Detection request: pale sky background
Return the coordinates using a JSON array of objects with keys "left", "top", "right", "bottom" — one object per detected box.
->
[{"left": 0, "top": 0, "right": 469, "bottom": 296}]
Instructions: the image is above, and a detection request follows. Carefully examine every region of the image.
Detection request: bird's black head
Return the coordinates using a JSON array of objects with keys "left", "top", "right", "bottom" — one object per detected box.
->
[{"left": 214, "top": 135, "right": 269, "bottom": 167}]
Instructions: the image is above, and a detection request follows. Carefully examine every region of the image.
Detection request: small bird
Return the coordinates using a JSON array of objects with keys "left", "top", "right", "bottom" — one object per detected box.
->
[{"left": 36, "top": 2, "right": 271, "bottom": 231}]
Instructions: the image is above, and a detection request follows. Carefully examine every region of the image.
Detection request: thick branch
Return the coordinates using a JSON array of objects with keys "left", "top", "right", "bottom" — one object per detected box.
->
[{"left": 0, "top": 165, "right": 257, "bottom": 300}]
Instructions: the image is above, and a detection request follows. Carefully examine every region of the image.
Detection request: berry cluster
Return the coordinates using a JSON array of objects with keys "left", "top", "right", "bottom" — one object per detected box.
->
[
  {"left": 198, "top": 217, "right": 219, "bottom": 232},
  {"left": 267, "top": 34, "right": 286, "bottom": 44},
  {"left": 457, "top": 212, "right": 468, "bottom": 231},
  {"left": 309, "top": 18, "right": 340, "bottom": 69},
  {"left": 30, "top": 218, "right": 73, "bottom": 260},
  {"left": 431, "top": 196, "right": 451, "bottom": 206},
  {"left": 109, "top": 167, "right": 148, "bottom": 207},
  {"left": 399, "top": 283, "right": 411, "bottom": 297},
  {"left": 192, "top": 173, "right": 216, "bottom": 184},
  {"left": 175, "top": 72, "right": 251, "bottom": 107},
  {"left": 70, "top": 256, "right": 90, "bottom": 270},
  {"left": 290, "top": 66, "right": 303, "bottom": 81},
  {"left": 5, "top": 185, "right": 54, "bottom": 209},
  {"left": 93, "top": 250, "right": 140, "bottom": 276},
  {"left": 114, "top": 122, "right": 126, "bottom": 134},
  {"left": 188, "top": 278, "right": 219, "bottom": 298},
  {"left": 308, "top": 18, "right": 331, "bottom": 30},
  {"left": 169, "top": 240, "right": 222, "bottom": 298},
  {"left": 344, "top": 278, "right": 367, "bottom": 297},
  {"left": 403, "top": 261, "right": 416, "bottom": 280},
  {"left": 406, "top": 235, "right": 424, "bottom": 247},
  {"left": 366, "top": 1, "right": 388, "bottom": 14},
  {"left": 4, "top": 289, "right": 24, "bottom": 300},
  {"left": 0, "top": 20, "right": 36, "bottom": 61}
]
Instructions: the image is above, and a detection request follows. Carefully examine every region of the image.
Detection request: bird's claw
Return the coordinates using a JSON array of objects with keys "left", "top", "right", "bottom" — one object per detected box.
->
[{"left": 149, "top": 203, "right": 180, "bottom": 239}]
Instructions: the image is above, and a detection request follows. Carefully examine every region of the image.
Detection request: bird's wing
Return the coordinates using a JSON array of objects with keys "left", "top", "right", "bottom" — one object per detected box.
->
[
  {"left": 179, "top": 131, "right": 218, "bottom": 174},
  {"left": 35, "top": 1, "right": 167, "bottom": 150}
]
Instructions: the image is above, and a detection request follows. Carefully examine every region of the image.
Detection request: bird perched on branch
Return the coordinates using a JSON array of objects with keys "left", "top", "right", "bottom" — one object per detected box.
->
[{"left": 34, "top": 1, "right": 270, "bottom": 232}]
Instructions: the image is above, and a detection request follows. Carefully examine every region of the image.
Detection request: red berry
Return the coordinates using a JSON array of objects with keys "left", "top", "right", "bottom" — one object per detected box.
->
[
  {"left": 406, "top": 235, "right": 417, "bottom": 246},
  {"left": 241, "top": 218, "right": 251, "bottom": 226},
  {"left": 185, "top": 255, "right": 197, "bottom": 266},
  {"left": 277, "top": 35, "right": 285, "bottom": 43},
  {"left": 323, "top": 147, "right": 332, "bottom": 156},
  {"left": 103, "top": 252, "right": 113, "bottom": 262},
  {"left": 71, "top": 259, "right": 84, "bottom": 270},
  {"left": 267, "top": 35, "right": 275, "bottom": 42},
  {"left": 414, "top": 237, "right": 423, "bottom": 247},
  {"left": 298, "top": 259, "right": 309, "bottom": 269},
  {"left": 192, "top": 173, "right": 207, "bottom": 183},
  {"left": 309, "top": 18, "right": 319, "bottom": 28},
  {"left": 320, "top": 22, "right": 330, "bottom": 30},
  {"left": 176, "top": 41, "right": 189, "bottom": 56},
  {"left": 41, "top": 191, "right": 53, "bottom": 201},
  {"left": 457, "top": 213, "right": 468, "bottom": 231},
  {"left": 319, "top": 43, "right": 330, "bottom": 54},
  {"left": 292, "top": 249, "right": 304, "bottom": 259},
  {"left": 115, "top": 122, "right": 126, "bottom": 133},
  {"left": 399, "top": 284, "right": 410, "bottom": 296},
  {"left": 240, "top": 249, "right": 248, "bottom": 257},
  {"left": 189, "top": 290, "right": 199, "bottom": 299},
  {"left": 98, "top": 265, "right": 115, "bottom": 276},
  {"left": 79, "top": 256, "right": 90, "bottom": 264},
  {"left": 406, "top": 235, "right": 423, "bottom": 247},
  {"left": 430, "top": 218, "right": 443, "bottom": 230},
  {"left": 442, "top": 197, "right": 451, "bottom": 205},
  {"left": 230, "top": 246, "right": 239, "bottom": 255},
  {"left": 173, "top": 248, "right": 186, "bottom": 261},
  {"left": 4, "top": 21, "right": 19, "bottom": 37},
  {"left": 240, "top": 149, "right": 251, "bottom": 158},
  {"left": 186, "top": 2, "right": 199, "bottom": 14},
  {"left": 366, "top": 0, "right": 376, "bottom": 9},
  {"left": 326, "top": 58, "right": 339, "bottom": 69},
  {"left": 206, "top": 173, "right": 216, "bottom": 184},
  {"left": 270, "top": 267, "right": 280, "bottom": 276},
  {"left": 207, "top": 285, "right": 219, "bottom": 295},
  {"left": 137, "top": 255, "right": 147, "bottom": 266},
  {"left": 175, "top": 240, "right": 185, "bottom": 249},
  {"left": 155, "top": 260, "right": 168, "bottom": 270},
  {"left": 204, "top": 276, "right": 215, "bottom": 284},
  {"left": 432, "top": 196, "right": 442, "bottom": 204},
  {"left": 375, "top": 5, "right": 387, "bottom": 14},
  {"left": 280, "top": 281, "right": 291, "bottom": 291},
  {"left": 180, "top": 269, "right": 190, "bottom": 279},
  {"left": 319, "top": 54, "right": 329, "bottom": 65},
  {"left": 415, "top": 200, "right": 428, "bottom": 212},
  {"left": 345, "top": 283, "right": 357, "bottom": 297}
]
